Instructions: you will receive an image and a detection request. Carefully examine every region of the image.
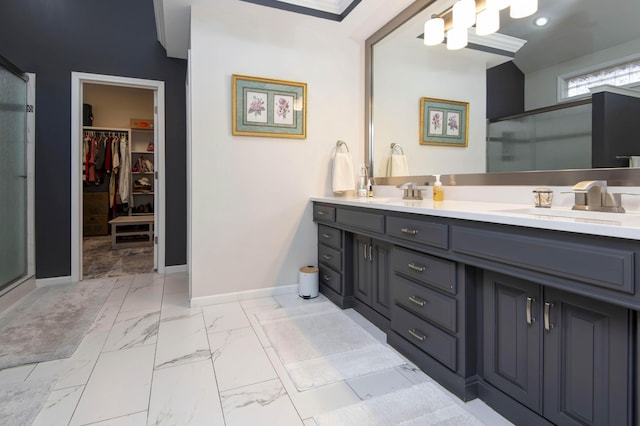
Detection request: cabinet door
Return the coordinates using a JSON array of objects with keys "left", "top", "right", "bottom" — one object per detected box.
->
[
  {"left": 543, "top": 287, "right": 630, "bottom": 426},
  {"left": 353, "top": 235, "right": 372, "bottom": 305},
  {"left": 371, "top": 240, "right": 392, "bottom": 318},
  {"left": 483, "top": 271, "right": 542, "bottom": 412}
]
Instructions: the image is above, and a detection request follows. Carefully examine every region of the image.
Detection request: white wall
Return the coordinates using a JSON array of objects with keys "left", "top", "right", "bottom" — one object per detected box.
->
[
  {"left": 188, "top": 0, "right": 402, "bottom": 298},
  {"left": 525, "top": 37, "right": 640, "bottom": 110},
  {"left": 373, "top": 38, "right": 491, "bottom": 177},
  {"left": 83, "top": 84, "right": 154, "bottom": 128}
]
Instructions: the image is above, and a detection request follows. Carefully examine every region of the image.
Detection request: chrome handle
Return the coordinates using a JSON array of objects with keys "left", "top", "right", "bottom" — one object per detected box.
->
[
  {"left": 408, "top": 328, "right": 426, "bottom": 341},
  {"left": 321, "top": 233, "right": 331, "bottom": 239},
  {"left": 317, "top": 211, "right": 326, "bottom": 216},
  {"left": 323, "top": 274, "right": 332, "bottom": 282},
  {"left": 368, "top": 245, "right": 373, "bottom": 262},
  {"left": 401, "top": 227, "right": 419, "bottom": 235},
  {"left": 408, "top": 263, "right": 426, "bottom": 273},
  {"left": 408, "top": 295, "right": 426, "bottom": 307},
  {"left": 544, "top": 302, "right": 554, "bottom": 331},
  {"left": 363, "top": 244, "right": 368, "bottom": 260},
  {"left": 322, "top": 254, "right": 332, "bottom": 260},
  {"left": 526, "top": 297, "right": 535, "bottom": 326}
]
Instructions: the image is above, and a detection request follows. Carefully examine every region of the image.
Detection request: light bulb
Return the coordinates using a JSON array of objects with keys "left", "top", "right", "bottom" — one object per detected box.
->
[
  {"left": 424, "top": 17, "right": 445, "bottom": 46},
  {"left": 453, "top": 0, "right": 476, "bottom": 28},
  {"left": 447, "top": 26, "right": 468, "bottom": 50},
  {"left": 510, "top": 0, "right": 538, "bottom": 19},
  {"left": 476, "top": 7, "right": 499, "bottom": 35}
]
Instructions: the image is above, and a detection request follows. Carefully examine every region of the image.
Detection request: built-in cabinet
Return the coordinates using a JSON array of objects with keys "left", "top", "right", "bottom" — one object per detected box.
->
[
  {"left": 313, "top": 201, "right": 638, "bottom": 426},
  {"left": 130, "top": 128, "right": 154, "bottom": 215}
]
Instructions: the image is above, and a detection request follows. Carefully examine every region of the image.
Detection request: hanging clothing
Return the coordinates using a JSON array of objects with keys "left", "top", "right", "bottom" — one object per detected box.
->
[{"left": 118, "top": 136, "right": 130, "bottom": 205}]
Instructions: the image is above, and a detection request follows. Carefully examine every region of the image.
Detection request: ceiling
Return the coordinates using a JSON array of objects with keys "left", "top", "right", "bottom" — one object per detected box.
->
[{"left": 154, "top": 0, "right": 640, "bottom": 74}]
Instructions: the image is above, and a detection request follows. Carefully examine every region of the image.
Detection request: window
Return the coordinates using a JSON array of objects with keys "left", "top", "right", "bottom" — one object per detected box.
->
[{"left": 559, "top": 56, "right": 640, "bottom": 100}]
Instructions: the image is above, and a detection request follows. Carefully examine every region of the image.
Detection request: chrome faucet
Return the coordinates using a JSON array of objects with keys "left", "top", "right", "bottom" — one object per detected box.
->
[
  {"left": 571, "top": 180, "right": 625, "bottom": 213},
  {"left": 397, "top": 182, "right": 423, "bottom": 200}
]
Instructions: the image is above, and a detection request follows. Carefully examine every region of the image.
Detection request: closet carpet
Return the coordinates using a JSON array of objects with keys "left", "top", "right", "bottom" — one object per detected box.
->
[{"left": 83, "top": 236, "right": 153, "bottom": 279}]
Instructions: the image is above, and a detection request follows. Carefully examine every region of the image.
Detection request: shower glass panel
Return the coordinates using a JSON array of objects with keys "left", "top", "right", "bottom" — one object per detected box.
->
[
  {"left": 0, "top": 63, "right": 28, "bottom": 291},
  {"left": 487, "top": 103, "right": 592, "bottom": 172}
]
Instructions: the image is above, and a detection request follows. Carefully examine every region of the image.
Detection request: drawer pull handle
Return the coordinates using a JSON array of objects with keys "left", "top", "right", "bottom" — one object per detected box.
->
[
  {"left": 322, "top": 254, "right": 333, "bottom": 260},
  {"left": 323, "top": 274, "right": 332, "bottom": 282},
  {"left": 408, "top": 328, "right": 426, "bottom": 341},
  {"left": 544, "top": 302, "right": 554, "bottom": 332},
  {"left": 321, "top": 233, "right": 332, "bottom": 239},
  {"left": 408, "top": 263, "right": 426, "bottom": 273},
  {"left": 526, "top": 297, "right": 535, "bottom": 326},
  {"left": 408, "top": 295, "right": 426, "bottom": 307},
  {"left": 401, "top": 227, "right": 419, "bottom": 235},
  {"left": 317, "top": 211, "right": 326, "bottom": 216}
]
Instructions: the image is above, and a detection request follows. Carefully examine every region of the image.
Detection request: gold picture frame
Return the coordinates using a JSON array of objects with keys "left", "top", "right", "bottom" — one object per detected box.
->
[
  {"left": 232, "top": 74, "right": 307, "bottom": 139},
  {"left": 420, "top": 97, "right": 469, "bottom": 147}
]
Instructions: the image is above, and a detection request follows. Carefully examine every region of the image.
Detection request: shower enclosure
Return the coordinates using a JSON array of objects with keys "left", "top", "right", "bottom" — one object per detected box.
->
[{"left": 0, "top": 55, "right": 29, "bottom": 293}]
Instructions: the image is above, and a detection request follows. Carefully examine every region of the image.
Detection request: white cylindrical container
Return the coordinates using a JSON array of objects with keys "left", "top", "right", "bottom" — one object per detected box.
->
[{"left": 299, "top": 266, "right": 319, "bottom": 299}]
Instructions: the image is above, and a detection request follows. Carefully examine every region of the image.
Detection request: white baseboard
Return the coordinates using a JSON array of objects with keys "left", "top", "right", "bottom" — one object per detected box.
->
[
  {"left": 190, "top": 284, "right": 299, "bottom": 307},
  {"left": 36, "top": 275, "right": 74, "bottom": 287},
  {"left": 164, "top": 264, "right": 188, "bottom": 274}
]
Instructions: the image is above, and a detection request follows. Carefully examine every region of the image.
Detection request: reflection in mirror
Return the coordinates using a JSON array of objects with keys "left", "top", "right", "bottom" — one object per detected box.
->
[{"left": 368, "top": 0, "right": 640, "bottom": 181}]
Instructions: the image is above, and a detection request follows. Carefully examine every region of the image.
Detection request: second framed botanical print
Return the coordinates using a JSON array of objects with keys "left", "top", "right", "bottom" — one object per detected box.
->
[{"left": 420, "top": 97, "right": 468, "bottom": 147}]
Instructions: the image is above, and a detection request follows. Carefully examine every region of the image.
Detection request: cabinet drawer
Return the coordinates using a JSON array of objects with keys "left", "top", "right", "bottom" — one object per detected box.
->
[
  {"left": 392, "top": 305, "right": 457, "bottom": 370},
  {"left": 83, "top": 192, "right": 108, "bottom": 216},
  {"left": 314, "top": 204, "right": 336, "bottom": 222},
  {"left": 319, "top": 243, "right": 341, "bottom": 271},
  {"left": 393, "top": 274, "right": 457, "bottom": 333},
  {"left": 386, "top": 216, "right": 448, "bottom": 249},
  {"left": 336, "top": 208, "right": 385, "bottom": 234},
  {"left": 452, "top": 226, "right": 635, "bottom": 295},
  {"left": 392, "top": 247, "right": 456, "bottom": 295},
  {"left": 319, "top": 265, "right": 342, "bottom": 294},
  {"left": 318, "top": 224, "right": 342, "bottom": 250}
]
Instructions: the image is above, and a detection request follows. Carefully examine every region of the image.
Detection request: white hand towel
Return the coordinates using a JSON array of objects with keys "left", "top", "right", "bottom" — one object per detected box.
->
[
  {"left": 390, "top": 153, "right": 409, "bottom": 177},
  {"left": 332, "top": 152, "right": 356, "bottom": 193}
]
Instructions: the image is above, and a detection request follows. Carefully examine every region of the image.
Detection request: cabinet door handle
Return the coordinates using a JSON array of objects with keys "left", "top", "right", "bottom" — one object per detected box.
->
[
  {"left": 322, "top": 254, "right": 333, "bottom": 260},
  {"left": 363, "top": 244, "right": 368, "bottom": 260},
  {"left": 544, "top": 302, "right": 554, "bottom": 331},
  {"left": 323, "top": 274, "right": 332, "bottom": 282},
  {"left": 526, "top": 297, "right": 535, "bottom": 325},
  {"left": 321, "top": 233, "right": 332, "bottom": 239},
  {"left": 408, "top": 263, "right": 426, "bottom": 273},
  {"left": 401, "top": 227, "right": 419, "bottom": 235},
  {"left": 408, "top": 328, "right": 426, "bottom": 341},
  {"left": 368, "top": 245, "right": 373, "bottom": 262},
  {"left": 317, "top": 211, "right": 326, "bottom": 216},
  {"left": 408, "top": 295, "right": 426, "bottom": 307}
]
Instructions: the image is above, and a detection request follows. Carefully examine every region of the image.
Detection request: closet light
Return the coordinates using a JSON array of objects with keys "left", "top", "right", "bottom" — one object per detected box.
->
[
  {"left": 424, "top": 17, "right": 445, "bottom": 45},
  {"left": 447, "top": 26, "right": 468, "bottom": 50},
  {"left": 486, "top": 0, "right": 511, "bottom": 10},
  {"left": 453, "top": 0, "right": 476, "bottom": 29},
  {"left": 476, "top": 7, "right": 499, "bottom": 36},
  {"left": 510, "top": 0, "right": 538, "bottom": 19}
]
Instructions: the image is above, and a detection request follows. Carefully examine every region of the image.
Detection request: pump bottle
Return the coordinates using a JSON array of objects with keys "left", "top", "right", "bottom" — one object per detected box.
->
[{"left": 433, "top": 174, "right": 444, "bottom": 201}]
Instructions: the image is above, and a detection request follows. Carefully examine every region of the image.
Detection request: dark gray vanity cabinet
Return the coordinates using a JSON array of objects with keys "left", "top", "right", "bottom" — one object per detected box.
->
[
  {"left": 353, "top": 235, "right": 392, "bottom": 319},
  {"left": 483, "top": 270, "right": 631, "bottom": 426}
]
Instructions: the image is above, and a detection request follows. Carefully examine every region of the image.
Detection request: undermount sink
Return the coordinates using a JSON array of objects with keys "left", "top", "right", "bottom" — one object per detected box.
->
[{"left": 493, "top": 207, "right": 626, "bottom": 224}]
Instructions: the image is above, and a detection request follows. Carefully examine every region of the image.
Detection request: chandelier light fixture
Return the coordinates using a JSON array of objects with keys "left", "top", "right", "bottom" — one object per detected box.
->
[{"left": 423, "top": 0, "right": 538, "bottom": 50}]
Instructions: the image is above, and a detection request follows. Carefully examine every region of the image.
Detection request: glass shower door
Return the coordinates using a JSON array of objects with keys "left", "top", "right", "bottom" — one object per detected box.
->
[{"left": 0, "top": 64, "right": 28, "bottom": 291}]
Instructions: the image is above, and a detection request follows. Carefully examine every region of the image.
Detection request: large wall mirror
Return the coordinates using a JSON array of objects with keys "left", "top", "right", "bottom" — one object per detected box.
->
[{"left": 366, "top": 0, "right": 640, "bottom": 185}]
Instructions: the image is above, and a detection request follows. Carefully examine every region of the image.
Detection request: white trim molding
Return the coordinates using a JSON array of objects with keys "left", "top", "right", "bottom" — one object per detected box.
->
[
  {"left": 36, "top": 275, "right": 73, "bottom": 288},
  {"left": 165, "top": 264, "right": 188, "bottom": 274},
  {"left": 190, "top": 284, "right": 299, "bottom": 307}
]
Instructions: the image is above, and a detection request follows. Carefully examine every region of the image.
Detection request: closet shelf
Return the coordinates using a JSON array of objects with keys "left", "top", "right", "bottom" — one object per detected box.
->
[
  {"left": 132, "top": 150, "right": 153, "bottom": 154},
  {"left": 133, "top": 191, "right": 154, "bottom": 195},
  {"left": 132, "top": 171, "right": 154, "bottom": 175}
]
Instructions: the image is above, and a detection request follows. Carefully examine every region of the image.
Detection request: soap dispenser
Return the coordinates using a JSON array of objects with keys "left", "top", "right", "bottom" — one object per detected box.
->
[
  {"left": 433, "top": 174, "right": 444, "bottom": 201},
  {"left": 357, "top": 164, "right": 368, "bottom": 198}
]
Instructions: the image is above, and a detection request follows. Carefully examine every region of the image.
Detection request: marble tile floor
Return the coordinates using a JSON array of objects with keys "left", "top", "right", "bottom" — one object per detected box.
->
[
  {"left": 82, "top": 236, "right": 153, "bottom": 280},
  {"left": 0, "top": 273, "right": 513, "bottom": 425}
]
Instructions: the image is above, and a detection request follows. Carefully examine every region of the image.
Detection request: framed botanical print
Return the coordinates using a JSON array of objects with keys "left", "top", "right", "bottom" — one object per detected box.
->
[{"left": 420, "top": 97, "right": 468, "bottom": 147}]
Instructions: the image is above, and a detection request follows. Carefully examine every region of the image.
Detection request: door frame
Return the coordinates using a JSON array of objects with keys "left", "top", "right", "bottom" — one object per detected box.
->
[{"left": 71, "top": 72, "right": 166, "bottom": 281}]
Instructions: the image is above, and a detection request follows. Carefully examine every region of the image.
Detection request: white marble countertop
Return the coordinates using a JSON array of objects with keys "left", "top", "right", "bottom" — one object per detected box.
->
[{"left": 311, "top": 195, "right": 640, "bottom": 240}]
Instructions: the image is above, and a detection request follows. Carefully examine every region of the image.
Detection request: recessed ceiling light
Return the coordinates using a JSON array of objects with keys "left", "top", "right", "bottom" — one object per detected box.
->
[{"left": 534, "top": 16, "right": 549, "bottom": 27}]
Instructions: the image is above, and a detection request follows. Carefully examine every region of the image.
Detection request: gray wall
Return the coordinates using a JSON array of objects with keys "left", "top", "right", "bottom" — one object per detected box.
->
[{"left": 0, "top": 0, "right": 187, "bottom": 277}]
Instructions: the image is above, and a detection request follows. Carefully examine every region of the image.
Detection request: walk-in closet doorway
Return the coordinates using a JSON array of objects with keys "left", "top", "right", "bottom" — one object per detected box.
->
[{"left": 71, "top": 73, "right": 166, "bottom": 281}]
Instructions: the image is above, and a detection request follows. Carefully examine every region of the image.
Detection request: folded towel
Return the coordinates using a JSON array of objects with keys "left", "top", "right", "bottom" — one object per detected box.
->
[
  {"left": 332, "top": 152, "right": 356, "bottom": 193},
  {"left": 390, "top": 153, "right": 409, "bottom": 177}
]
